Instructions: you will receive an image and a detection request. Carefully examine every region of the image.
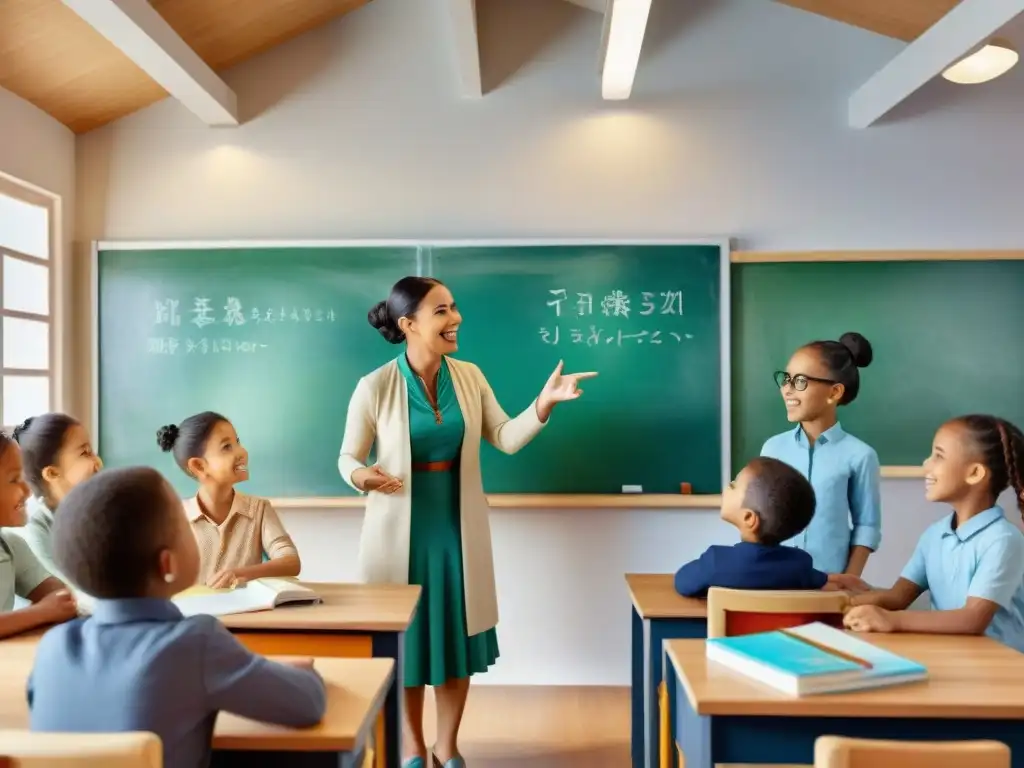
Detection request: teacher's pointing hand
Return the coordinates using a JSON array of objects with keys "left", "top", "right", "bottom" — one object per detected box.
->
[{"left": 536, "top": 360, "right": 598, "bottom": 422}]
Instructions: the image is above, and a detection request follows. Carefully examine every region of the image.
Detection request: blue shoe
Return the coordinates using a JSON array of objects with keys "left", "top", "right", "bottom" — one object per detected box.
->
[
  {"left": 402, "top": 758, "right": 425, "bottom": 768},
  {"left": 431, "top": 753, "right": 465, "bottom": 768}
]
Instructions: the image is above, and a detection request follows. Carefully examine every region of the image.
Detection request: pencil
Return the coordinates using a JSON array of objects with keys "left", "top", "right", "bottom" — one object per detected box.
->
[{"left": 779, "top": 628, "right": 874, "bottom": 669}]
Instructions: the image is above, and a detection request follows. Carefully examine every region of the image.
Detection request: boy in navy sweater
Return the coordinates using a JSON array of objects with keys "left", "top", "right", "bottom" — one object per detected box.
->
[{"left": 675, "top": 456, "right": 862, "bottom": 597}]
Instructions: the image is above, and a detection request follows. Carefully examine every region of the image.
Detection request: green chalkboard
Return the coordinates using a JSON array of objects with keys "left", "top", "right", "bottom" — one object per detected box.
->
[
  {"left": 430, "top": 243, "right": 724, "bottom": 494},
  {"left": 97, "top": 242, "right": 727, "bottom": 497},
  {"left": 98, "top": 246, "right": 418, "bottom": 497},
  {"left": 732, "top": 260, "right": 1024, "bottom": 470}
]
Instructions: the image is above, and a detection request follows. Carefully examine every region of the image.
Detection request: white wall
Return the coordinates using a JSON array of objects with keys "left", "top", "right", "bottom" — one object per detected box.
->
[
  {"left": 74, "top": 0, "right": 1024, "bottom": 684},
  {"left": 0, "top": 86, "right": 76, "bottom": 413}
]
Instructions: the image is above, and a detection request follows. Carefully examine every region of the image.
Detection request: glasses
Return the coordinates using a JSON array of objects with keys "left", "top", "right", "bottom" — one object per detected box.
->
[{"left": 773, "top": 370, "right": 837, "bottom": 391}]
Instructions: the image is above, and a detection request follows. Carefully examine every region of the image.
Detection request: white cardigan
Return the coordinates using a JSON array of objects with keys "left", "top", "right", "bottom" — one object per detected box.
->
[{"left": 338, "top": 356, "right": 547, "bottom": 635}]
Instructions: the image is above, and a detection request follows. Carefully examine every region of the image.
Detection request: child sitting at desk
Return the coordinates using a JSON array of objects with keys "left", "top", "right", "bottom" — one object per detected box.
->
[
  {"left": 8, "top": 413, "right": 103, "bottom": 583},
  {"left": 0, "top": 430, "right": 77, "bottom": 638},
  {"left": 157, "top": 411, "right": 301, "bottom": 588},
  {"left": 674, "top": 456, "right": 865, "bottom": 597},
  {"left": 26, "top": 465, "right": 327, "bottom": 767},
  {"left": 844, "top": 415, "right": 1024, "bottom": 653}
]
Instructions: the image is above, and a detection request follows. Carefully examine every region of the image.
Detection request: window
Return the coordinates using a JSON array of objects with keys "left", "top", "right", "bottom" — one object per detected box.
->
[{"left": 0, "top": 177, "right": 54, "bottom": 429}]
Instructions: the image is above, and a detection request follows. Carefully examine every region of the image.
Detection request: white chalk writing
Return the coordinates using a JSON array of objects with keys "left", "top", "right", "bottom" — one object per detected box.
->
[{"left": 536, "top": 327, "right": 692, "bottom": 347}]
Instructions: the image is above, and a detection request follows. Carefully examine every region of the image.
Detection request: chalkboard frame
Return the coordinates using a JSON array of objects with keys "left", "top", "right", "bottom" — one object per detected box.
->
[{"left": 90, "top": 237, "right": 733, "bottom": 507}]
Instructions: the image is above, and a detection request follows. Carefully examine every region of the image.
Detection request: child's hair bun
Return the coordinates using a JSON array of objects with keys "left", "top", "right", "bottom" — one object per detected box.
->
[
  {"left": 11, "top": 417, "right": 33, "bottom": 443},
  {"left": 839, "top": 332, "right": 873, "bottom": 368},
  {"left": 156, "top": 424, "right": 180, "bottom": 452}
]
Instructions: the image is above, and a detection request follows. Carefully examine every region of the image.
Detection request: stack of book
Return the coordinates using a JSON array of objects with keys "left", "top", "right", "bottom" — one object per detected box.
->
[{"left": 705, "top": 622, "right": 928, "bottom": 696}]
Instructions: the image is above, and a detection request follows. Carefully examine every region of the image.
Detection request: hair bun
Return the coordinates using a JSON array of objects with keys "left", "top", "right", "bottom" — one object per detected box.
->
[
  {"left": 839, "top": 332, "right": 873, "bottom": 368},
  {"left": 367, "top": 300, "right": 405, "bottom": 345},
  {"left": 11, "top": 417, "right": 33, "bottom": 443},
  {"left": 155, "top": 424, "right": 179, "bottom": 452}
]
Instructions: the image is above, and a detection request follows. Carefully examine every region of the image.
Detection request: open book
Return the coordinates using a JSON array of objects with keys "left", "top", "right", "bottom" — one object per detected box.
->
[
  {"left": 172, "top": 578, "right": 322, "bottom": 618},
  {"left": 705, "top": 621, "right": 927, "bottom": 696}
]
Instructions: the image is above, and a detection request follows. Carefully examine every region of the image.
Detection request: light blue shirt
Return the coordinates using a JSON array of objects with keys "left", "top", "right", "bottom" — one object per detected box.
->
[
  {"left": 901, "top": 505, "right": 1024, "bottom": 654},
  {"left": 761, "top": 422, "right": 882, "bottom": 573},
  {"left": 28, "top": 598, "right": 327, "bottom": 767},
  {"left": 0, "top": 530, "right": 51, "bottom": 612}
]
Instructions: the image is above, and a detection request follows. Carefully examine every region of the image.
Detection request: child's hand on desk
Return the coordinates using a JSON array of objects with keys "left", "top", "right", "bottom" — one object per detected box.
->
[
  {"left": 36, "top": 590, "right": 77, "bottom": 623},
  {"left": 208, "top": 569, "right": 247, "bottom": 589},
  {"left": 843, "top": 605, "right": 897, "bottom": 633},
  {"left": 826, "top": 573, "right": 872, "bottom": 594}
]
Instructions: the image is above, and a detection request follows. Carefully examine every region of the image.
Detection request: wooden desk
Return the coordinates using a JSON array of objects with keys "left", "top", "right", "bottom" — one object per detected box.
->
[
  {"left": 0, "top": 642, "right": 393, "bottom": 768},
  {"left": 625, "top": 573, "right": 707, "bottom": 768},
  {"left": 665, "top": 634, "right": 1024, "bottom": 768},
  {"left": 219, "top": 581, "right": 420, "bottom": 768}
]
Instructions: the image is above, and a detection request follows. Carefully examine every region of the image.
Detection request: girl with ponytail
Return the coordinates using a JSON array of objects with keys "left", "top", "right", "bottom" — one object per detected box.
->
[{"left": 845, "top": 415, "right": 1024, "bottom": 653}]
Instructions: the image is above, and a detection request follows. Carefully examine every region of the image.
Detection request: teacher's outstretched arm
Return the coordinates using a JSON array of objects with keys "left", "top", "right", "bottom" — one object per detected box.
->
[{"left": 479, "top": 359, "right": 598, "bottom": 455}]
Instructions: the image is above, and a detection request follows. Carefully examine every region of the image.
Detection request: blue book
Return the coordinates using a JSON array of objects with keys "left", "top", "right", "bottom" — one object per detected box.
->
[{"left": 705, "top": 622, "right": 927, "bottom": 696}]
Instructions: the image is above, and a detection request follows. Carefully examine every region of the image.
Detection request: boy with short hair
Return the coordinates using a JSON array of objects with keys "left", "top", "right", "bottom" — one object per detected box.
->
[
  {"left": 675, "top": 456, "right": 859, "bottom": 597},
  {"left": 26, "top": 465, "right": 327, "bottom": 767}
]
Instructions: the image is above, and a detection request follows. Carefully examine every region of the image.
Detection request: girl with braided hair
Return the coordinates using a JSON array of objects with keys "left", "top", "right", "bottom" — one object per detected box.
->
[{"left": 844, "top": 415, "right": 1024, "bottom": 653}]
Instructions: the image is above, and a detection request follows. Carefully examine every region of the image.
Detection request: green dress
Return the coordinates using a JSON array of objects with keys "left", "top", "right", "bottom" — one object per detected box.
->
[{"left": 399, "top": 354, "right": 500, "bottom": 687}]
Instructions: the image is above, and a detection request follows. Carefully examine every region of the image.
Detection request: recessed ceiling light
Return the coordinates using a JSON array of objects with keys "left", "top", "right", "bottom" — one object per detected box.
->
[{"left": 942, "top": 38, "right": 1018, "bottom": 84}]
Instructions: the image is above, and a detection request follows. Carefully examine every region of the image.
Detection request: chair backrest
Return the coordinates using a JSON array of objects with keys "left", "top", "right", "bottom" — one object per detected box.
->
[
  {"left": 815, "top": 736, "right": 1010, "bottom": 768},
  {"left": 706, "top": 587, "right": 849, "bottom": 638},
  {"left": 0, "top": 731, "right": 161, "bottom": 767}
]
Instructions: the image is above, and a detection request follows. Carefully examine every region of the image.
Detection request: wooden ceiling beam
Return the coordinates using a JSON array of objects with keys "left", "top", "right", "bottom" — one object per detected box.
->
[
  {"left": 60, "top": 0, "right": 238, "bottom": 126},
  {"left": 848, "top": 0, "right": 1024, "bottom": 128},
  {"left": 444, "top": 0, "right": 482, "bottom": 98},
  {"left": 774, "top": 0, "right": 962, "bottom": 42}
]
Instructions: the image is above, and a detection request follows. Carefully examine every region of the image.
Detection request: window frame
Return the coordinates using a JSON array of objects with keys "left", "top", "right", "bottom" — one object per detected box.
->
[{"left": 0, "top": 174, "right": 58, "bottom": 431}]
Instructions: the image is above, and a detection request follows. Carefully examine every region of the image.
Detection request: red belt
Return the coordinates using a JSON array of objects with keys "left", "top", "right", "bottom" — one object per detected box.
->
[{"left": 412, "top": 460, "right": 455, "bottom": 472}]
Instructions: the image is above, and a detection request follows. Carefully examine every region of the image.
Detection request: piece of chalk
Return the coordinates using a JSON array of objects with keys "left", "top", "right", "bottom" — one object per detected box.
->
[
  {"left": 622, "top": 485, "right": 643, "bottom": 494},
  {"left": 679, "top": 482, "right": 692, "bottom": 494}
]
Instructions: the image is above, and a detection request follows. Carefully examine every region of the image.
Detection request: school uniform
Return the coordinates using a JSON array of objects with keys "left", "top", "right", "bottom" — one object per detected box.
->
[
  {"left": 674, "top": 541, "right": 828, "bottom": 597},
  {"left": 10, "top": 496, "right": 62, "bottom": 582},
  {"left": 28, "top": 598, "right": 327, "bottom": 767},
  {"left": 0, "top": 530, "right": 51, "bottom": 611},
  {"left": 761, "top": 422, "right": 882, "bottom": 573},
  {"left": 183, "top": 491, "right": 297, "bottom": 585},
  {"left": 901, "top": 505, "right": 1024, "bottom": 654}
]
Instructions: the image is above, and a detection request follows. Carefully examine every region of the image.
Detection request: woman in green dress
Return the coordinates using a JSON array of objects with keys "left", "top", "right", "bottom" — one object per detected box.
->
[{"left": 338, "top": 276, "right": 596, "bottom": 768}]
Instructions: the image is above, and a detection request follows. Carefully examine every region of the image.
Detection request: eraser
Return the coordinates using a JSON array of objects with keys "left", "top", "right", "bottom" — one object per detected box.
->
[
  {"left": 679, "top": 482, "right": 692, "bottom": 495},
  {"left": 622, "top": 485, "right": 643, "bottom": 494}
]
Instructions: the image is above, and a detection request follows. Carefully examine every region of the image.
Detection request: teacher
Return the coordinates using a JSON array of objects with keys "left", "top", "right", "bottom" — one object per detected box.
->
[{"left": 338, "top": 276, "right": 595, "bottom": 768}]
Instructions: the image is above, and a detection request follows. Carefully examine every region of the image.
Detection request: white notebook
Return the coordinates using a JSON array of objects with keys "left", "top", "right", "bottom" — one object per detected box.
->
[{"left": 172, "top": 578, "right": 322, "bottom": 618}]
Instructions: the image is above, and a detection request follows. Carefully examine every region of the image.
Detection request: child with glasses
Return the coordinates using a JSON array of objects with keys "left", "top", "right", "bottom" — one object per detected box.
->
[{"left": 760, "top": 332, "right": 882, "bottom": 579}]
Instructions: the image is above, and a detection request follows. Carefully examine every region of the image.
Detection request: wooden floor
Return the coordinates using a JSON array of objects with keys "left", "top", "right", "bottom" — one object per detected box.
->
[{"left": 419, "top": 686, "right": 630, "bottom": 767}]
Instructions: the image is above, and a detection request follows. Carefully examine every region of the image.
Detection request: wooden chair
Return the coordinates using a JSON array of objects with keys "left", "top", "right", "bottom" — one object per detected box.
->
[
  {"left": 663, "top": 588, "right": 850, "bottom": 767},
  {"left": 815, "top": 736, "right": 1010, "bottom": 768},
  {"left": 0, "top": 731, "right": 161, "bottom": 767},
  {"left": 706, "top": 586, "right": 850, "bottom": 638}
]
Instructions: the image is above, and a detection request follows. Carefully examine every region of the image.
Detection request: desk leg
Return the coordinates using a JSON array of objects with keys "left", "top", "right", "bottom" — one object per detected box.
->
[
  {"left": 673, "top": 666, "right": 711, "bottom": 768},
  {"left": 644, "top": 618, "right": 707, "bottom": 768},
  {"left": 372, "top": 631, "right": 403, "bottom": 768},
  {"left": 631, "top": 606, "right": 644, "bottom": 768},
  {"left": 663, "top": 655, "right": 676, "bottom": 768}
]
